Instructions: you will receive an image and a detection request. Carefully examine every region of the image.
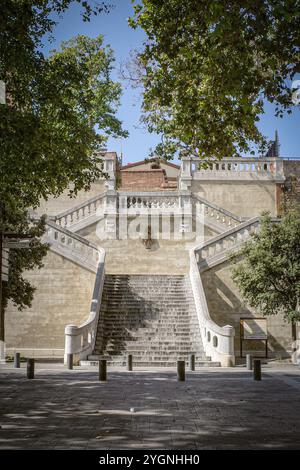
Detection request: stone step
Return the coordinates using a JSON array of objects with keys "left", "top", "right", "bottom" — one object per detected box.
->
[
  {"left": 94, "top": 274, "right": 207, "bottom": 366},
  {"left": 85, "top": 358, "right": 220, "bottom": 367}
]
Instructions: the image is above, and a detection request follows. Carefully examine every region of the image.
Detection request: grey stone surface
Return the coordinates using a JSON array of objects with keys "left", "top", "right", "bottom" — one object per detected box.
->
[
  {"left": 93, "top": 274, "right": 211, "bottom": 367},
  {"left": 0, "top": 363, "right": 300, "bottom": 450}
]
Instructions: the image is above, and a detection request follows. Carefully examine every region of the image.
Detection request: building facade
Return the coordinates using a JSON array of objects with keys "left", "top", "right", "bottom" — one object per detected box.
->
[{"left": 4, "top": 152, "right": 300, "bottom": 367}]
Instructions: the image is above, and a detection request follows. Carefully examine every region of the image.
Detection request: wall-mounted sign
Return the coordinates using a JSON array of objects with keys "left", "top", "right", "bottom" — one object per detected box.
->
[{"left": 242, "top": 318, "right": 267, "bottom": 340}]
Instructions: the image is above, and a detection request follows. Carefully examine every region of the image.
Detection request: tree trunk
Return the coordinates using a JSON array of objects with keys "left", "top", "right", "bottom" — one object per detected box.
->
[{"left": 291, "top": 321, "right": 298, "bottom": 363}]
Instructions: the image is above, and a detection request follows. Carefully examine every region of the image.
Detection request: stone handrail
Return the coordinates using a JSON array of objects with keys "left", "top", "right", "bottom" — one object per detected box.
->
[
  {"left": 197, "top": 217, "right": 261, "bottom": 271},
  {"left": 44, "top": 220, "right": 100, "bottom": 272},
  {"left": 64, "top": 247, "right": 106, "bottom": 363},
  {"left": 53, "top": 192, "right": 107, "bottom": 228},
  {"left": 191, "top": 194, "right": 243, "bottom": 230},
  {"left": 189, "top": 217, "right": 262, "bottom": 367}
]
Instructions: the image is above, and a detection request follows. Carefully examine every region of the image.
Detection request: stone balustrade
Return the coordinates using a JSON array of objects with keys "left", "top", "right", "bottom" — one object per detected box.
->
[
  {"left": 54, "top": 193, "right": 106, "bottom": 229},
  {"left": 196, "top": 217, "right": 260, "bottom": 271},
  {"left": 52, "top": 190, "right": 243, "bottom": 238},
  {"left": 119, "top": 192, "right": 180, "bottom": 214},
  {"left": 189, "top": 216, "right": 264, "bottom": 366},
  {"left": 191, "top": 194, "right": 243, "bottom": 229},
  {"left": 43, "top": 220, "right": 106, "bottom": 363},
  {"left": 179, "top": 156, "right": 285, "bottom": 188},
  {"left": 189, "top": 245, "right": 235, "bottom": 367},
  {"left": 45, "top": 220, "right": 100, "bottom": 272},
  {"left": 64, "top": 247, "right": 105, "bottom": 363}
]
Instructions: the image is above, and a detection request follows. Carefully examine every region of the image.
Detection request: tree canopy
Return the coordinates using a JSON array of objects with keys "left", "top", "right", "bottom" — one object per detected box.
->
[
  {"left": 0, "top": 1, "right": 126, "bottom": 330},
  {"left": 231, "top": 209, "right": 300, "bottom": 331},
  {"left": 130, "top": 0, "right": 300, "bottom": 160}
]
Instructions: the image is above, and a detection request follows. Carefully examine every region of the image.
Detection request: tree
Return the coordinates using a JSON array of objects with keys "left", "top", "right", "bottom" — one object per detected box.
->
[
  {"left": 129, "top": 0, "right": 300, "bottom": 160},
  {"left": 1, "top": 197, "right": 49, "bottom": 340},
  {"left": 231, "top": 209, "right": 300, "bottom": 345},
  {"left": 0, "top": 1, "right": 127, "bottom": 339}
]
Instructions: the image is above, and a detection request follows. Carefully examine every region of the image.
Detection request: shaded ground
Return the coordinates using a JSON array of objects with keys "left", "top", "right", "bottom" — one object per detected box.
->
[{"left": 0, "top": 363, "right": 300, "bottom": 450}]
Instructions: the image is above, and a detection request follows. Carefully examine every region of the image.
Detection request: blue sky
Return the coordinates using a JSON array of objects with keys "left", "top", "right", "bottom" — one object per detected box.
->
[{"left": 45, "top": 0, "right": 300, "bottom": 164}]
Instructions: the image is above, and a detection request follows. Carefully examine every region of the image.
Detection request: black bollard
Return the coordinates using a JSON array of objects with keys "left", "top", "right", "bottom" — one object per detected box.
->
[
  {"left": 67, "top": 353, "right": 73, "bottom": 370},
  {"left": 253, "top": 359, "right": 262, "bottom": 381},
  {"left": 189, "top": 354, "right": 195, "bottom": 371},
  {"left": 14, "top": 352, "right": 20, "bottom": 369},
  {"left": 99, "top": 359, "right": 107, "bottom": 381},
  {"left": 126, "top": 354, "right": 133, "bottom": 371},
  {"left": 246, "top": 354, "right": 253, "bottom": 370},
  {"left": 27, "top": 358, "right": 35, "bottom": 379},
  {"left": 177, "top": 360, "right": 185, "bottom": 381}
]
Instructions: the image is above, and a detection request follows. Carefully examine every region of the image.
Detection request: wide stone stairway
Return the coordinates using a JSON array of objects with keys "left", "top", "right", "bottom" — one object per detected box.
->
[{"left": 89, "top": 274, "right": 220, "bottom": 367}]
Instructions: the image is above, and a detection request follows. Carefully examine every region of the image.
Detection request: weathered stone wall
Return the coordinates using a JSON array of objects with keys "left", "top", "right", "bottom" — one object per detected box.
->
[
  {"left": 79, "top": 222, "right": 216, "bottom": 275},
  {"left": 201, "top": 260, "right": 292, "bottom": 358},
  {"left": 5, "top": 251, "right": 95, "bottom": 358},
  {"left": 191, "top": 180, "right": 278, "bottom": 217},
  {"left": 36, "top": 180, "right": 106, "bottom": 217}
]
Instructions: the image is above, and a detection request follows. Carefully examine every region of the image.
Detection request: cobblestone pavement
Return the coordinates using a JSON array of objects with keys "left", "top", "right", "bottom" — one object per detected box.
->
[{"left": 0, "top": 363, "right": 300, "bottom": 450}]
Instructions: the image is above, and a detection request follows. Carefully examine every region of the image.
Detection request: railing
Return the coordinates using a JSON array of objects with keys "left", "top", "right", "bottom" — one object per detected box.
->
[
  {"left": 64, "top": 247, "right": 106, "bottom": 363},
  {"left": 191, "top": 194, "right": 243, "bottom": 230},
  {"left": 45, "top": 220, "right": 100, "bottom": 272},
  {"left": 54, "top": 192, "right": 106, "bottom": 229},
  {"left": 43, "top": 219, "right": 106, "bottom": 362},
  {"left": 189, "top": 217, "right": 263, "bottom": 367},
  {"left": 196, "top": 217, "right": 260, "bottom": 271},
  {"left": 180, "top": 156, "right": 285, "bottom": 184},
  {"left": 118, "top": 191, "right": 180, "bottom": 214}
]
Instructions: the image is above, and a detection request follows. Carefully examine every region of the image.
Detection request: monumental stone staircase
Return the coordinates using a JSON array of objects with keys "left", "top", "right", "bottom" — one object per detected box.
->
[{"left": 89, "top": 274, "right": 220, "bottom": 367}]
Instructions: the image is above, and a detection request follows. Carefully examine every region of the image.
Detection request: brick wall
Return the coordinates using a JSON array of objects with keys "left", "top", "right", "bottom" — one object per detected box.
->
[{"left": 121, "top": 169, "right": 167, "bottom": 190}]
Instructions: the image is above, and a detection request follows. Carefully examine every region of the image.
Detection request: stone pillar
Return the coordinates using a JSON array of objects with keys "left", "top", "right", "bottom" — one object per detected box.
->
[{"left": 179, "top": 157, "right": 192, "bottom": 190}]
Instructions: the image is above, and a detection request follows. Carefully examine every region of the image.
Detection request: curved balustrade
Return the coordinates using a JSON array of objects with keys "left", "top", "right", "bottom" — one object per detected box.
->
[
  {"left": 189, "top": 217, "right": 263, "bottom": 366},
  {"left": 44, "top": 220, "right": 106, "bottom": 363},
  {"left": 64, "top": 247, "right": 106, "bottom": 363}
]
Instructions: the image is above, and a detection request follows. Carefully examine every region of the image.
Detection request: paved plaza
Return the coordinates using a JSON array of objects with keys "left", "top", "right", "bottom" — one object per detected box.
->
[{"left": 0, "top": 363, "right": 300, "bottom": 450}]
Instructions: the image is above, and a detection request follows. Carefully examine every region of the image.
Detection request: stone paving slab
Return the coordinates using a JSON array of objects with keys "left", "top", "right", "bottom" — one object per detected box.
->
[{"left": 0, "top": 363, "right": 300, "bottom": 449}]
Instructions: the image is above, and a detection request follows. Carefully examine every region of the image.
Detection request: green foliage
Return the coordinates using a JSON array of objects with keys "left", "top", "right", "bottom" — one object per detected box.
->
[
  {"left": 231, "top": 209, "right": 300, "bottom": 323},
  {"left": 0, "top": 1, "right": 126, "bottom": 315},
  {"left": 130, "top": 0, "right": 300, "bottom": 160},
  {"left": 1, "top": 197, "right": 49, "bottom": 312}
]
